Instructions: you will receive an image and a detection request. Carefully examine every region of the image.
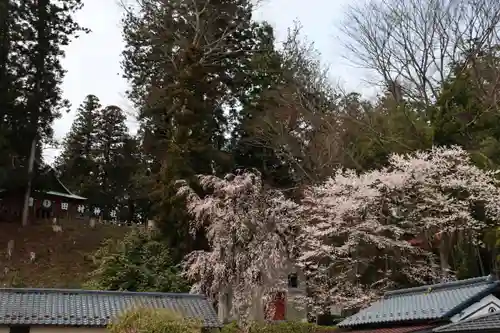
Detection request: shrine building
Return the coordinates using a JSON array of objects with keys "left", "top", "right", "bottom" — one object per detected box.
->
[{"left": 0, "top": 162, "right": 86, "bottom": 223}]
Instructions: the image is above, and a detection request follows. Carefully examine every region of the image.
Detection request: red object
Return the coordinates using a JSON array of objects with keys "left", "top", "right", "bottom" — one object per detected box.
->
[
  {"left": 272, "top": 292, "right": 286, "bottom": 321},
  {"left": 264, "top": 292, "right": 286, "bottom": 321},
  {"left": 408, "top": 238, "right": 423, "bottom": 246},
  {"left": 341, "top": 324, "right": 437, "bottom": 333}
]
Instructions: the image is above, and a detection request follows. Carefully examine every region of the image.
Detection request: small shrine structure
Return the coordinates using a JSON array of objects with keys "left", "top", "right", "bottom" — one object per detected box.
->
[{"left": 0, "top": 162, "right": 86, "bottom": 223}]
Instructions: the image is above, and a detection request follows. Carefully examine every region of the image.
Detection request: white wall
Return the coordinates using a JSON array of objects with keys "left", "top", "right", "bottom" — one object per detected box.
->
[
  {"left": 451, "top": 294, "right": 500, "bottom": 322},
  {"left": 218, "top": 261, "right": 308, "bottom": 323}
]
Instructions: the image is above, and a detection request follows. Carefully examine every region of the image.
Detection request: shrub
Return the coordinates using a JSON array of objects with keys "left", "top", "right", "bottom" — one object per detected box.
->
[
  {"left": 223, "top": 321, "right": 336, "bottom": 333},
  {"left": 221, "top": 322, "right": 242, "bottom": 333},
  {"left": 107, "top": 308, "right": 202, "bottom": 333},
  {"left": 85, "top": 228, "right": 189, "bottom": 292}
]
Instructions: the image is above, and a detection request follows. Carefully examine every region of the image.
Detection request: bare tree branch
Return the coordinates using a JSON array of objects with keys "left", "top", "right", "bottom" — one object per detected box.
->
[{"left": 341, "top": 0, "right": 500, "bottom": 105}]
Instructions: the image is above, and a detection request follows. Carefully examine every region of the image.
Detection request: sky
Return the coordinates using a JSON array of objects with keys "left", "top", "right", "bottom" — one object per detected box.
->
[{"left": 44, "top": 0, "right": 369, "bottom": 163}]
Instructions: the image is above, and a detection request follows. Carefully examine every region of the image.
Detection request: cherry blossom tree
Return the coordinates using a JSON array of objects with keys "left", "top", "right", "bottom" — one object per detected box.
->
[
  {"left": 299, "top": 146, "right": 500, "bottom": 312},
  {"left": 176, "top": 171, "right": 299, "bottom": 323}
]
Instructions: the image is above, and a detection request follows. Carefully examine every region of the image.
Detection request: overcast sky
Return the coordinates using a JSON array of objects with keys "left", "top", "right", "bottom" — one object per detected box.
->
[{"left": 44, "top": 0, "right": 369, "bottom": 163}]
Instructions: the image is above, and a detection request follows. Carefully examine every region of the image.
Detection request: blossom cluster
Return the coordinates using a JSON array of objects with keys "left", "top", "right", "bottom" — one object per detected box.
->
[{"left": 177, "top": 146, "right": 500, "bottom": 318}]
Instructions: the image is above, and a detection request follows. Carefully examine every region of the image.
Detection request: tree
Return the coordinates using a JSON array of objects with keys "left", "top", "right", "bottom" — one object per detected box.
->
[
  {"left": 6, "top": 0, "right": 87, "bottom": 225},
  {"left": 298, "top": 146, "right": 500, "bottom": 312},
  {"left": 121, "top": 0, "right": 275, "bottom": 259},
  {"left": 57, "top": 97, "right": 141, "bottom": 219},
  {"left": 86, "top": 228, "right": 189, "bottom": 293},
  {"left": 235, "top": 24, "right": 343, "bottom": 186},
  {"left": 94, "top": 104, "right": 130, "bottom": 213},
  {"left": 0, "top": 0, "right": 19, "bottom": 185},
  {"left": 177, "top": 171, "right": 299, "bottom": 323},
  {"left": 233, "top": 24, "right": 409, "bottom": 186},
  {"left": 116, "top": 135, "right": 143, "bottom": 222},
  {"left": 342, "top": 0, "right": 500, "bottom": 106},
  {"left": 56, "top": 94, "right": 101, "bottom": 205},
  {"left": 434, "top": 44, "right": 500, "bottom": 168}
]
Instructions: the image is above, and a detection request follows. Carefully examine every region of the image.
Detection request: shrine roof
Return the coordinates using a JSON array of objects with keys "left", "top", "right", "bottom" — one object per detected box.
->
[{"left": 39, "top": 190, "right": 86, "bottom": 200}]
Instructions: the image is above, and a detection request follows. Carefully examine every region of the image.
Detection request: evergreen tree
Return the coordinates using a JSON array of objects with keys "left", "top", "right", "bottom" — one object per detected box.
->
[
  {"left": 57, "top": 98, "right": 139, "bottom": 218},
  {"left": 0, "top": 0, "right": 15, "bottom": 184},
  {"left": 11, "top": 0, "right": 85, "bottom": 163},
  {"left": 434, "top": 43, "right": 500, "bottom": 168},
  {"left": 0, "top": 0, "right": 86, "bottom": 224},
  {"left": 121, "top": 0, "right": 276, "bottom": 259},
  {"left": 56, "top": 94, "right": 101, "bottom": 206},
  {"left": 229, "top": 25, "right": 296, "bottom": 189},
  {"left": 0, "top": 0, "right": 36, "bottom": 188},
  {"left": 94, "top": 105, "right": 130, "bottom": 215}
]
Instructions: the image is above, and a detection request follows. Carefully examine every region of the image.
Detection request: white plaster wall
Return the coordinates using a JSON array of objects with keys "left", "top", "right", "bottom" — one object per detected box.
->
[
  {"left": 217, "top": 258, "right": 308, "bottom": 323},
  {"left": 451, "top": 294, "right": 500, "bottom": 322}
]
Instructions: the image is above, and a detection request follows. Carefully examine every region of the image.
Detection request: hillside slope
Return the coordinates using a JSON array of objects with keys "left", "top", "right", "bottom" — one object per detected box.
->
[{"left": 0, "top": 220, "right": 129, "bottom": 288}]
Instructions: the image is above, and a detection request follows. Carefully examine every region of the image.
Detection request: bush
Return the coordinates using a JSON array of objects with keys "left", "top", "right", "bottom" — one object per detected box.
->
[
  {"left": 85, "top": 228, "right": 189, "bottom": 292},
  {"left": 107, "top": 308, "right": 202, "bottom": 333},
  {"left": 221, "top": 322, "right": 241, "bottom": 333},
  {"left": 223, "top": 321, "right": 336, "bottom": 333}
]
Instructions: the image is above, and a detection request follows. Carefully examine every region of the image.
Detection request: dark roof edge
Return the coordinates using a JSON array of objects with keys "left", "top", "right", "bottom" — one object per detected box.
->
[
  {"left": 384, "top": 275, "right": 496, "bottom": 298},
  {"left": 442, "top": 281, "right": 500, "bottom": 319},
  {"left": 433, "top": 311, "right": 500, "bottom": 332},
  {"left": 36, "top": 158, "right": 86, "bottom": 199},
  {"left": 0, "top": 287, "right": 205, "bottom": 299},
  {"left": 22, "top": 324, "right": 107, "bottom": 328},
  {"left": 337, "top": 318, "right": 446, "bottom": 328}
]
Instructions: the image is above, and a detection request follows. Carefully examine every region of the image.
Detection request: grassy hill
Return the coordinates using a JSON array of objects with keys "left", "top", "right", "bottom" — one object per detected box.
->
[{"left": 0, "top": 219, "right": 129, "bottom": 288}]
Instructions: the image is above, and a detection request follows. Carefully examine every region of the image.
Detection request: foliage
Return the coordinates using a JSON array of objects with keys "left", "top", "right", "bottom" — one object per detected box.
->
[
  {"left": 299, "top": 146, "right": 500, "bottom": 312},
  {"left": 234, "top": 24, "right": 341, "bottom": 186},
  {"left": 107, "top": 308, "right": 202, "bottom": 333},
  {"left": 56, "top": 95, "right": 141, "bottom": 220},
  {"left": 177, "top": 171, "right": 299, "bottom": 323},
  {"left": 55, "top": 94, "right": 101, "bottom": 205},
  {"left": 86, "top": 228, "right": 189, "bottom": 293},
  {"left": 221, "top": 322, "right": 242, "bottom": 333},
  {"left": 121, "top": 0, "right": 277, "bottom": 259},
  {"left": 0, "top": 0, "right": 86, "bottom": 192},
  {"left": 434, "top": 44, "right": 500, "bottom": 169},
  {"left": 249, "top": 322, "right": 336, "bottom": 333},
  {"left": 222, "top": 321, "right": 336, "bottom": 333}
]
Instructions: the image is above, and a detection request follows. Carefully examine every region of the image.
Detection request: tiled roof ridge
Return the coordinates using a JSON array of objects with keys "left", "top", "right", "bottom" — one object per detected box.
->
[
  {"left": 0, "top": 287, "right": 204, "bottom": 299},
  {"left": 384, "top": 275, "right": 496, "bottom": 298}
]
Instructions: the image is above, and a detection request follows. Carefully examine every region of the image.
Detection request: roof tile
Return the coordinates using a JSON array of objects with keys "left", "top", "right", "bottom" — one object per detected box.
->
[
  {"left": 338, "top": 276, "right": 499, "bottom": 328},
  {"left": 433, "top": 312, "right": 500, "bottom": 332},
  {"left": 343, "top": 324, "right": 437, "bottom": 333},
  {"left": 0, "top": 288, "right": 220, "bottom": 328}
]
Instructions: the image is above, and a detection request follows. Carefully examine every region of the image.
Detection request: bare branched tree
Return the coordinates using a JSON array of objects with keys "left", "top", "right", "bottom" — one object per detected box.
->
[
  {"left": 342, "top": 0, "right": 500, "bottom": 105},
  {"left": 244, "top": 24, "right": 378, "bottom": 185}
]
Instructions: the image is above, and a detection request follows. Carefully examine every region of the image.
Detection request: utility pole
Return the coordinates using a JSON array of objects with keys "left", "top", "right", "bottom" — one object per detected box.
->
[{"left": 21, "top": 0, "right": 48, "bottom": 226}]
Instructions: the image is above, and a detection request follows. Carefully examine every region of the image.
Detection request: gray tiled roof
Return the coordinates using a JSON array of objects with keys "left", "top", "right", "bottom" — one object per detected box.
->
[
  {"left": 433, "top": 312, "right": 500, "bottom": 332},
  {"left": 0, "top": 288, "right": 220, "bottom": 328},
  {"left": 338, "top": 275, "right": 500, "bottom": 328}
]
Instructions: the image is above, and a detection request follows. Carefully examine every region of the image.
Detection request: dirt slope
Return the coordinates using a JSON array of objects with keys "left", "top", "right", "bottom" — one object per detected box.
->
[{"left": 0, "top": 219, "right": 128, "bottom": 288}]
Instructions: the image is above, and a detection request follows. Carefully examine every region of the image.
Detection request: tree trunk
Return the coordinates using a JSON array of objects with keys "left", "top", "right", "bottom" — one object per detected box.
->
[
  {"left": 439, "top": 232, "right": 451, "bottom": 279},
  {"left": 21, "top": 0, "right": 48, "bottom": 226},
  {"left": 21, "top": 135, "right": 36, "bottom": 226}
]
